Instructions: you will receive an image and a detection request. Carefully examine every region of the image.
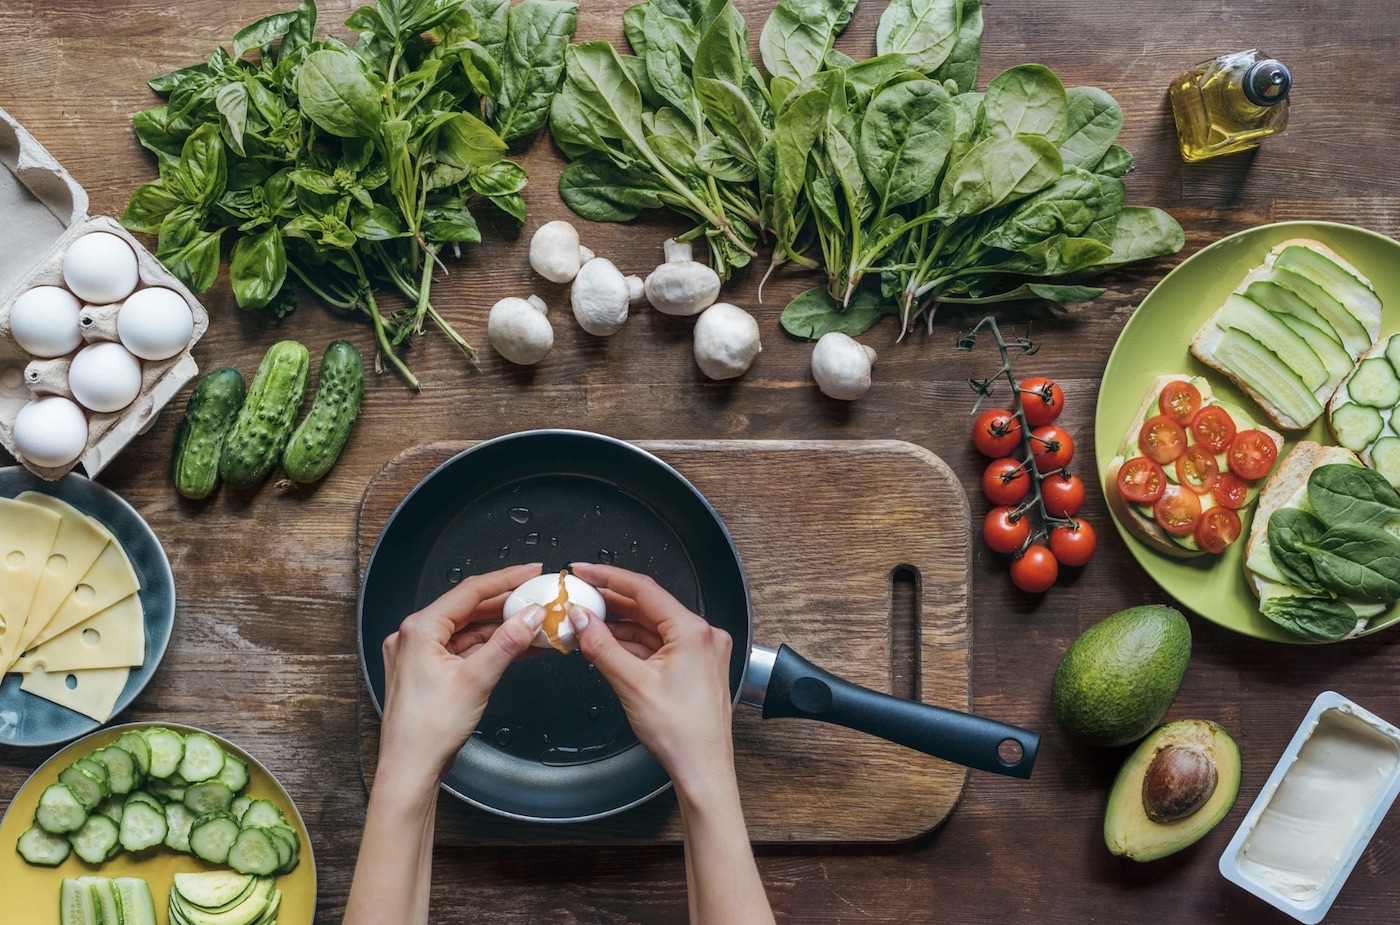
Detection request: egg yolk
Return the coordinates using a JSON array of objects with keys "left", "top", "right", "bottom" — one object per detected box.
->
[{"left": 542, "top": 570, "right": 571, "bottom": 652}]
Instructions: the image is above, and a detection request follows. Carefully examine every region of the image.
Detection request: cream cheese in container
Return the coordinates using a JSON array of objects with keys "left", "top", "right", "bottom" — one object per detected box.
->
[{"left": 1219, "top": 691, "right": 1400, "bottom": 923}]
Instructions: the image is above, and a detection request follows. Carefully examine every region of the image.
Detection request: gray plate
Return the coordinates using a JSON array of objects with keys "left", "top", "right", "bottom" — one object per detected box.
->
[{"left": 0, "top": 468, "right": 174, "bottom": 747}]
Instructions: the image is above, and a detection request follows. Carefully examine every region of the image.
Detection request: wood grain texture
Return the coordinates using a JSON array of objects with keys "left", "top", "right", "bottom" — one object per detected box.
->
[
  {"left": 1, "top": 0, "right": 1399, "bottom": 922},
  {"left": 356, "top": 439, "right": 972, "bottom": 844}
]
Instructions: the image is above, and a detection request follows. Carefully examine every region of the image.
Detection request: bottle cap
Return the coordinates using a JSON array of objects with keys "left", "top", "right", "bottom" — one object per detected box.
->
[{"left": 1244, "top": 59, "right": 1291, "bottom": 106}]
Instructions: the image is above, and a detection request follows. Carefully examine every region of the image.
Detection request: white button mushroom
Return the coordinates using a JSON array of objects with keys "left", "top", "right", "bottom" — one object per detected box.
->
[
  {"left": 693, "top": 303, "right": 761, "bottom": 380},
  {"left": 571, "top": 257, "right": 634, "bottom": 336},
  {"left": 811, "top": 332, "right": 877, "bottom": 401},
  {"left": 645, "top": 238, "right": 722, "bottom": 316},
  {"left": 529, "top": 220, "right": 594, "bottom": 284},
  {"left": 487, "top": 295, "right": 554, "bottom": 366}
]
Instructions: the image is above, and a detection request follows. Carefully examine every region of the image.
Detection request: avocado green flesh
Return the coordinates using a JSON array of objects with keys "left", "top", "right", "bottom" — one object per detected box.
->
[{"left": 1104, "top": 720, "right": 1241, "bottom": 862}]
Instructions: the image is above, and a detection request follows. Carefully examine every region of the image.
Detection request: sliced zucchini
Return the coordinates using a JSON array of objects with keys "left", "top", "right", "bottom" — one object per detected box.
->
[
  {"left": 91, "top": 745, "right": 139, "bottom": 795},
  {"left": 178, "top": 733, "right": 226, "bottom": 783},
  {"left": 17, "top": 824, "right": 72, "bottom": 866},
  {"left": 115, "top": 731, "right": 152, "bottom": 777},
  {"left": 142, "top": 727, "right": 185, "bottom": 779},
  {"left": 1214, "top": 328, "right": 1325, "bottom": 427},
  {"left": 37, "top": 782, "right": 89, "bottom": 835},
  {"left": 227, "top": 827, "right": 280, "bottom": 876},
  {"left": 189, "top": 812, "right": 241, "bottom": 865},
  {"left": 69, "top": 813, "right": 121, "bottom": 864},
  {"left": 1217, "top": 295, "right": 1329, "bottom": 390},
  {"left": 164, "top": 802, "right": 198, "bottom": 853},
  {"left": 1331, "top": 402, "right": 1385, "bottom": 452},
  {"left": 184, "top": 781, "right": 235, "bottom": 816},
  {"left": 58, "top": 765, "right": 106, "bottom": 810},
  {"left": 1275, "top": 245, "right": 1383, "bottom": 333},
  {"left": 1372, "top": 436, "right": 1400, "bottom": 490},
  {"left": 118, "top": 798, "right": 168, "bottom": 852}
]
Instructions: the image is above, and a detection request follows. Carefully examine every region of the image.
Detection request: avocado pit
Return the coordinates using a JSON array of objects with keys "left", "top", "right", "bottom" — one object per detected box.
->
[{"left": 1143, "top": 744, "right": 1219, "bottom": 822}]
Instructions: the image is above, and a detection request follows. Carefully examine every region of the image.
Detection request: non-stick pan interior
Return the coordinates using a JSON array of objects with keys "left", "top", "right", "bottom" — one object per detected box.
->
[{"left": 360, "top": 432, "right": 750, "bottom": 821}]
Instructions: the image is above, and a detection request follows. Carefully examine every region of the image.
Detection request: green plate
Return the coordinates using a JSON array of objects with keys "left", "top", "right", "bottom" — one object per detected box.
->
[{"left": 1094, "top": 221, "right": 1400, "bottom": 643}]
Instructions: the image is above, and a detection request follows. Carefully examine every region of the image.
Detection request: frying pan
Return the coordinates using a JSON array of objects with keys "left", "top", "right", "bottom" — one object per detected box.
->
[{"left": 359, "top": 431, "right": 1039, "bottom": 822}]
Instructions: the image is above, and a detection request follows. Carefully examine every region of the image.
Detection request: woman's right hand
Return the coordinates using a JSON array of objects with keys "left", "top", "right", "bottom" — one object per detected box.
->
[{"left": 566, "top": 562, "right": 736, "bottom": 798}]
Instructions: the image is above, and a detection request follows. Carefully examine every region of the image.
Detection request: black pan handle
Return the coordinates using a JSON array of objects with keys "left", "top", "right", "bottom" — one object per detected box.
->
[{"left": 752, "top": 644, "right": 1039, "bottom": 779}]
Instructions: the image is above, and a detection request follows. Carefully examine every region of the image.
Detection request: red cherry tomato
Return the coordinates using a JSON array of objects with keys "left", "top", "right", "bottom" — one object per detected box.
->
[
  {"left": 982, "top": 458, "right": 1030, "bottom": 506},
  {"left": 1041, "top": 473, "right": 1086, "bottom": 517},
  {"left": 1191, "top": 406, "right": 1237, "bottom": 453},
  {"left": 1153, "top": 484, "right": 1203, "bottom": 536},
  {"left": 1213, "top": 472, "right": 1249, "bottom": 510},
  {"left": 983, "top": 507, "right": 1030, "bottom": 554},
  {"left": 1049, "top": 519, "right": 1098, "bottom": 567},
  {"left": 1010, "top": 544, "right": 1059, "bottom": 593},
  {"left": 1175, "top": 445, "right": 1220, "bottom": 495},
  {"left": 1229, "top": 430, "right": 1280, "bottom": 481},
  {"left": 1158, "top": 380, "right": 1202, "bottom": 426},
  {"left": 1031, "top": 425, "right": 1075, "bottom": 473},
  {"left": 1019, "top": 377, "right": 1065, "bottom": 427},
  {"left": 1116, "top": 456, "right": 1168, "bottom": 504},
  {"left": 972, "top": 409, "right": 1022, "bottom": 458},
  {"left": 1195, "top": 506, "right": 1243, "bottom": 554},
  {"left": 1139, "top": 415, "right": 1187, "bottom": 465}
]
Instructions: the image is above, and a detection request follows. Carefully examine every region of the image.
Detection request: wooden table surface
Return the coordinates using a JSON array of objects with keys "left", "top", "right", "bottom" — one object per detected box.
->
[{"left": 4, "top": 1, "right": 1400, "bottom": 922}]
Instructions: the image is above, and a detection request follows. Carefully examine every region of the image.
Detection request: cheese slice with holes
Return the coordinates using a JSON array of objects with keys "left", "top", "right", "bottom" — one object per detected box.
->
[
  {"left": 26, "top": 541, "right": 139, "bottom": 652},
  {"left": 12, "top": 594, "right": 144, "bottom": 672},
  {"left": 19, "top": 665, "right": 129, "bottom": 722},
  {"left": 7, "top": 493, "right": 112, "bottom": 664},
  {"left": 0, "top": 499, "right": 63, "bottom": 671}
]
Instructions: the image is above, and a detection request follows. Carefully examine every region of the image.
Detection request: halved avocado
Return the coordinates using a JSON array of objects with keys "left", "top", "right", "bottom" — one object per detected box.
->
[{"left": 1104, "top": 719, "right": 1241, "bottom": 861}]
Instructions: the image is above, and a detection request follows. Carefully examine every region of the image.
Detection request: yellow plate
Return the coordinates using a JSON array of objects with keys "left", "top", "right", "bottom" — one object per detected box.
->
[
  {"left": 1094, "top": 221, "right": 1400, "bottom": 643},
  {"left": 0, "top": 722, "right": 316, "bottom": 924}
]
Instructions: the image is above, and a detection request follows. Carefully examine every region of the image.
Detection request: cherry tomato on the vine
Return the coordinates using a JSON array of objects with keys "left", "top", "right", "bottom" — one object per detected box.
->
[
  {"left": 1116, "top": 456, "right": 1168, "bottom": 504},
  {"left": 1010, "top": 544, "right": 1059, "bottom": 593},
  {"left": 1019, "top": 377, "right": 1065, "bottom": 427},
  {"left": 1213, "top": 472, "right": 1249, "bottom": 510},
  {"left": 983, "top": 506, "right": 1030, "bottom": 554},
  {"left": 1049, "top": 519, "right": 1097, "bottom": 567},
  {"left": 1191, "top": 406, "right": 1237, "bottom": 453},
  {"left": 1195, "top": 506, "right": 1243, "bottom": 554},
  {"left": 1139, "top": 415, "right": 1186, "bottom": 465},
  {"left": 1158, "top": 380, "right": 1202, "bottom": 425},
  {"left": 972, "top": 408, "right": 1022, "bottom": 458},
  {"left": 1228, "top": 430, "right": 1279, "bottom": 481},
  {"left": 1041, "top": 473, "right": 1086, "bottom": 517},
  {"left": 982, "top": 458, "right": 1031, "bottom": 506},
  {"left": 1031, "top": 425, "right": 1075, "bottom": 473}
]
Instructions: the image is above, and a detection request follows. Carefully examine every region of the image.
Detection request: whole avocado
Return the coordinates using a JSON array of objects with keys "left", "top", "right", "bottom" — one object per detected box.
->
[{"left": 1052, "top": 604, "right": 1191, "bottom": 747}]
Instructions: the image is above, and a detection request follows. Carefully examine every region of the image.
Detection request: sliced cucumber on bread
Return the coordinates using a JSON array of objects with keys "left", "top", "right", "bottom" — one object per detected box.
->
[{"left": 1329, "top": 333, "right": 1400, "bottom": 488}]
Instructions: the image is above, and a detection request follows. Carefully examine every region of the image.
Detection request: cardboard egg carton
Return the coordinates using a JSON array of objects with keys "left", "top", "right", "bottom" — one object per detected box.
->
[{"left": 0, "top": 106, "right": 209, "bottom": 479}]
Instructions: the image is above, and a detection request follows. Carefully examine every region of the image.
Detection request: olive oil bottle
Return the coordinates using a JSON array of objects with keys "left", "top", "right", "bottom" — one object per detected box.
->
[{"left": 1169, "top": 50, "right": 1291, "bottom": 162}]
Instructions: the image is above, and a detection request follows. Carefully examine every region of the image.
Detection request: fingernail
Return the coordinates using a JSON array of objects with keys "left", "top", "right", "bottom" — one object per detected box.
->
[
  {"left": 527, "top": 562, "right": 545, "bottom": 569},
  {"left": 567, "top": 603, "right": 590, "bottom": 631},
  {"left": 568, "top": 562, "right": 594, "bottom": 570},
  {"left": 521, "top": 604, "right": 546, "bottom": 630}
]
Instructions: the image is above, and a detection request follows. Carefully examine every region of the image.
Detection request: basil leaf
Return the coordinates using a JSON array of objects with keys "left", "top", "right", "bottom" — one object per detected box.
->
[
  {"left": 434, "top": 112, "right": 508, "bottom": 169},
  {"left": 230, "top": 226, "right": 287, "bottom": 310},
  {"left": 470, "top": 161, "right": 528, "bottom": 197},
  {"left": 232, "top": 10, "right": 299, "bottom": 59},
  {"left": 171, "top": 123, "right": 228, "bottom": 209},
  {"left": 875, "top": 0, "right": 960, "bottom": 74},
  {"left": 1308, "top": 464, "right": 1400, "bottom": 529},
  {"left": 157, "top": 208, "right": 224, "bottom": 293},
  {"left": 215, "top": 82, "right": 250, "bottom": 156},
  {"left": 781, "top": 286, "right": 893, "bottom": 339},
  {"left": 121, "top": 182, "right": 186, "bottom": 234},
  {"left": 296, "top": 48, "right": 383, "bottom": 138},
  {"left": 1261, "top": 596, "right": 1358, "bottom": 642},
  {"left": 1266, "top": 509, "right": 1329, "bottom": 594}
]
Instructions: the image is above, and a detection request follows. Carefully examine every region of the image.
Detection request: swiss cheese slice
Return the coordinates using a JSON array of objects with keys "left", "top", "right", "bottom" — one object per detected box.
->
[
  {"left": 19, "top": 665, "right": 129, "bottom": 722},
  {"left": 7, "top": 493, "right": 112, "bottom": 666},
  {"left": 27, "top": 541, "right": 140, "bottom": 651},
  {"left": 12, "top": 594, "right": 145, "bottom": 672},
  {"left": 0, "top": 498, "right": 63, "bottom": 671}
]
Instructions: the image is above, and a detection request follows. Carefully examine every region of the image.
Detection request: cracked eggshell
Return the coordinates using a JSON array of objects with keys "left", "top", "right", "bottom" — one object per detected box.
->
[
  {"left": 571, "top": 257, "right": 631, "bottom": 336},
  {"left": 502, "top": 572, "right": 606, "bottom": 651}
]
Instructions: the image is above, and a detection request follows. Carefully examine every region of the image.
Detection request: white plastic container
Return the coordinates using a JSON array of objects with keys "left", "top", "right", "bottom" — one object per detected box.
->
[{"left": 1219, "top": 691, "right": 1400, "bottom": 923}]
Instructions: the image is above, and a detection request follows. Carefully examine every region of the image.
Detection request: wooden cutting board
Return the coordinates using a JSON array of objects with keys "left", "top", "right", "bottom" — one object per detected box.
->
[{"left": 357, "top": 439, "right": 973, "bottom": 844}]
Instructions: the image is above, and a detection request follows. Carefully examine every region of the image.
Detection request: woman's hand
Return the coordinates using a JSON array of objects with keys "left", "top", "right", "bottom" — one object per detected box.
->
[{"left": 379, "top": 562, "right": 546, "bottom": 784}]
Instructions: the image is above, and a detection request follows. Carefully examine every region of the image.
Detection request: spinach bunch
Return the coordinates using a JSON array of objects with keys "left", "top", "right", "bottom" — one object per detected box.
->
[
  {"left": 122, "top": 0, "right": 578, "bottom": 389},
  {"left": 1264, "top": 464, "right": 1400, "bottom": 641}
]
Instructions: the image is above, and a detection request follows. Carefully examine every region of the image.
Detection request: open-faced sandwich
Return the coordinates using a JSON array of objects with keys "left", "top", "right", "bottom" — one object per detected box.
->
[
  {"left": 1106, "top": 375, "right": 1282, "bottom": 558},
  {"left": 1327, "top": 332, "right": 1400, "bottom": 488},
  {"left": 1190, "top": 239, "right": 1383, "bottom": 431}
]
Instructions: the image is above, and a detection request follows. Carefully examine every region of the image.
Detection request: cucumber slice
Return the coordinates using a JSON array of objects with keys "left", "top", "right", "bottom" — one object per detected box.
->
[
  {"left": 58, "top": 765, "right": 106, "bottom": 810},
  {"left": 115, "top": 731, "right": 152, "bottom": 777},
  {"left": 69, "top": 813, "right": 120, "bottom": 864},
  {"left": 164, "top": 802, "right": 198, "bottom": 853},
  {"left": 227, "top": 827, "right": 280, "bottom": 876},
  {"left": 37, "top": 782, "right": 89, "bottom": 834},
  {"left": 231, "top": 795, "right": 253, "bottom": 823},
  {"left": 1386, "top": 337, "right": 1400, "bottom": 378},
  {"left": 17, "top": 824, "right": 72, "bottom": 866},
  {"left": 74, "top": 759, "right": 110, "bottom": 792},
  {"left": 264, "top": 826, "right": 294, "bottom": 872},
  {"left": 92, "top": 793, "right": 125, "bottom": 825},
  {"left": 1217, "top": 295, "right": 1329, "bottom": 389},
  {"left": 122, "top": 791, "right": 164, "bottom": 812},
  {"left": 113, "top": 879, "right": 158, "bottom": 925},
  {"left": 268, "top": 825, "right": 300, "bottom": 874},
  {"left": 91, "top": 745, "right": 139, "bottom": 795},
  {"left": 142, "top": 728, "right": 184, "bottom": 779},
  {"left": 1348, "top": 356, "right": 1400, "bottom": 408},
  {"left": 118, "top": 799, "right": 168, "bottom": 852},
  {"left": 184, "top": 781, "right": 236, "bottom": 816},
  {"left": 86, "top": 877, "right": 122, "bottom": 925},
  {"left": 1244, "top": 278, "right": 1344, "bottom": 343},
  {"left": 1275, "top": 245, "right": 1383, "bottom": 332},
  {"left": 1277, "top": 312, "right": 1355, "bottom": 382},
  {"left": 146, "top": 777, "right": 187, "bottom": 803},
  {"left": 59, "top": 878, "right": 98, "bottom": 925},
  {"left": 1372, "top": 436, "right": 1400, "bottom": 490},
  {"left": 1215, "top": 329, "right": 1324, "bottom": 427},
  {"left": 189, "top": 812, "right": 241, "bottom": 865},
  {"left": 178, "top": 733, "right": 226, "bottom": 783},
  {"left": 238, "top": 799, "right": 285, "bottom": 831},
  {"left": 1331, "top": 402, "right": 1384, "bottom": 452},
  {"left": 1265, "top": 266, "right": 1372, "bottom": 358},
  {"left": 215, "top": 753, "right": 249, "bottom": 792}
]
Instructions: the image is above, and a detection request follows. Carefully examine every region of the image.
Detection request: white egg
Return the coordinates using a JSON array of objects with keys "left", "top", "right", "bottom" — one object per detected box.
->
[
  {"left": 502, "top": 572, "right": 607, "bottom": 652},
  {"left": 118, "top": 287, "right": 194, "bottom": 361},
  {"left": 68, "top": 342, "right": 143, "bottom": 413},
  {"left": 8, "top": 286, "right": 82, "bottom": 357},
  {"left": 14, "top": 396, "right": 88, "bottom": 468},
  {"left": 62, "top": 232, "right": 140, "bottom": 304}
]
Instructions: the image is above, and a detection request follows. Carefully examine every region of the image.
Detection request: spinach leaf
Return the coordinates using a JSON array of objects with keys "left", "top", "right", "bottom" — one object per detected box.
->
[
  {"left": 1308, "top": 464, "right": 1400, "bottom": 529},
  {"left": 938, "top": 134, "right": 1062, "bottom": 219},
  {"left": 930, "top": 0, "right": 981, "bottom": 93},
  {"left": 875, "top": 0, "right": 960, "bottom": 74},
  {"left": 493, "top": 0, "right": 578, "bottom": 143},
  {"left": 1059, "top": 87, "right": 1123, "bottom": 169},
  {"left": 1075, "top": 206, "right": 1184, "bottom": 271},
  {"left": 467, "top": 0, "right": 511, "bottom": 55},
  {"left": 936, "top": 282, "right": 1105, "bottom": 306},
  {"left": 987, "top": 234, "right": 1113, "bottom": 276},
  {"left": 781, "top": 286, "right": 893, "bottom": 339},
  {"left": 693, "top": 1, "right": 751, "bottom": 87},
  {"left": 759, "top": 0, "right": 858, "bottom": 85},
  {"left": 296, "top": 48, "right": 382, "bottom": 138},
  {"left": 1306, "top": 524, "right": 1400, "bottom": 604},
  {"left": 558, "top": 156, "right": 664, "bottom": 221},
  {"left": 1261, "top": 596, "right": 1358, "bottom": 642},
  {"left": 979, "top": 167, "right": 1103, "bottom": 251},
  {"left": 1096, "top": 144, "right": 1134, "bottom": 177},
  {"left": 696, "top": 77, "right": 767, "bottom": 167},
  {"left": 1267, "top": 508, "right": 1329, "bottom": 594},
  {"left": 983, "top": 64, "right": 1068, "bottom": 144},
  {"left": 858, "top": 79, "right": 955, "bottom": 210}
]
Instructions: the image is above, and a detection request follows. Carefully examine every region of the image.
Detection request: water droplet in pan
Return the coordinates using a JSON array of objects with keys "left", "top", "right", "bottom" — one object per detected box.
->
[
  {"left": 598, "top": 548, "right": 614, "bottom": 564},
  {"left": 588, "top": 706, "right": 601, "bottom": 720},
  {"left": 447, "top": 567, "right": 463, "bottom": 584},
  {"left": 494, "top": 728, "right": 513, "bottom": 746},
  {"left": 509, "top": 507, "right": 531, "bottom": 524},
  {"left": 497, "top": 546, "right": 510, "bottom": 559},
  {"left": 524, "top": 533, "right": 540, "bottom": 546}
]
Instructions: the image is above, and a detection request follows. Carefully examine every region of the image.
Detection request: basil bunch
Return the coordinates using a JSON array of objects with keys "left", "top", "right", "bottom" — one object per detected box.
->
[
  {"left": 122, "top": 0, "right": 578, "bottom": 389},
  {"left": 549, "top": 0, "right": 1184, "bottom": 337}
]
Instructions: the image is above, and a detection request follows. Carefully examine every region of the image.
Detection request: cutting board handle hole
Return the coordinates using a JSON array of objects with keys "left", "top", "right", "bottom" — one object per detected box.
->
[{"left": 889, "top": 566, "right": 921, "bottom": 701}]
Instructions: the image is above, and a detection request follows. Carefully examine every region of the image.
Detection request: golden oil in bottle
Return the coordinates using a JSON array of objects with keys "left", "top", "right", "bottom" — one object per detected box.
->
[{"left": 1170, "top": 50, "right": 1291, "bottom": 162}]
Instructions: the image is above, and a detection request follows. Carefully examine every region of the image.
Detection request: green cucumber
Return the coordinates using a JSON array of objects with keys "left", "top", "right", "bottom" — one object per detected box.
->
[
  {"left": 1216, "top": 295, "right": 1329, "bottom": 390},
  {"left": 1274, "top": 245, "right": 1383, "bottom": 332},
  {"left": 17, "top": 824, "right": 71, "bottom": 866},
  {"left": 282, "top": 339, "right": 364, "bottom": 484},
  {"left": 1331, "top": 402, "right": 1384, "bottom": 453},
  {"left": 1214, "top": 329, "right": 1324, "bottom": 428},
  {"left": 1264, "top": 266, "right": 1371, "bottom": 358},
  {"left": 219, "top": 341, "right": 310, "bottom": 489},
  {"left": 1348, "top": 356, "right": 1400, "bottom": 408},
  {"left": 1372, "top": 436, "right": 1400, "bottom": 490},
  {"left": 69, "top": 813, "right": 120, "bottom": 864},
  {"left": 171, "top": 367, "right": 246, "bottom": 500}
]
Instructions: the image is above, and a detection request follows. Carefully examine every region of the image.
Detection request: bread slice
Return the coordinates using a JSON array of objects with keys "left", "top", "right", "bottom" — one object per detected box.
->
[
  {"left": 1105, "top": 375, "right": 1284, "bottom": 559},
  {"left": 1190, "top": 238, "right": 1382, "bottom": 430}
]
